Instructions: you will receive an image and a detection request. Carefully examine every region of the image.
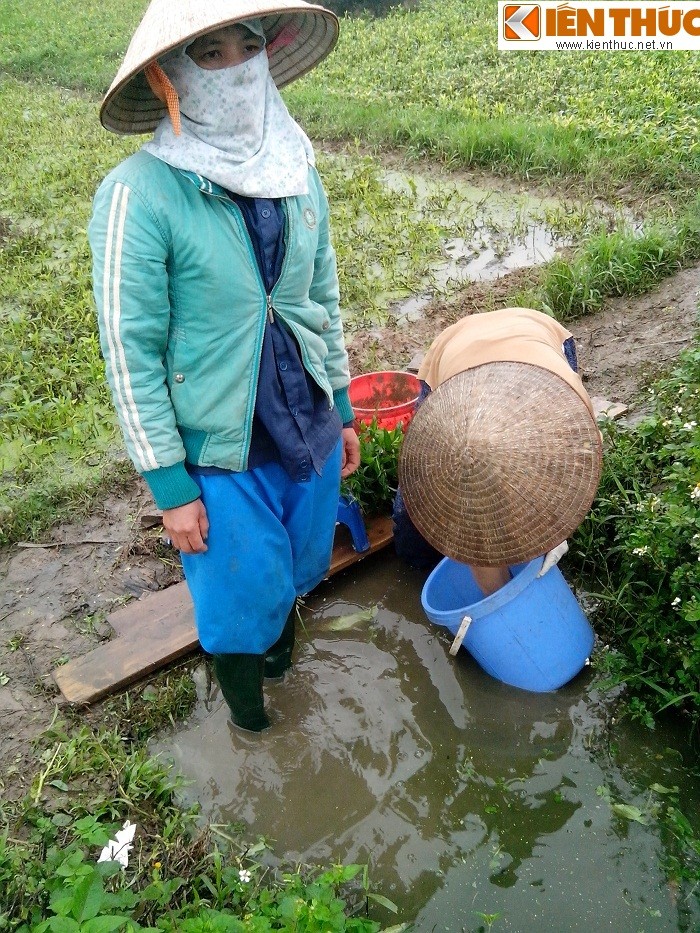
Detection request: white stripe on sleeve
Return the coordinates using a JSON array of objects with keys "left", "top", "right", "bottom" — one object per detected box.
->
[{"left": 101, "top": 184, "right": 159, "bottom": 472}]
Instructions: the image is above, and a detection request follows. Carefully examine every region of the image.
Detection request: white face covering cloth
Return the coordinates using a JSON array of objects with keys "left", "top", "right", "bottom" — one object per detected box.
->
[{"left": 143, "top": 23, "right": 314, "bottom": 197}]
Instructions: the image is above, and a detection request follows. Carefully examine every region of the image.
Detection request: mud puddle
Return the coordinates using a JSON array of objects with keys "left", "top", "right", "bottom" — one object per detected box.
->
[
  {"left": 379, "top": 170, "right": 599, "bottom": 325},
  {"left": 154, "top": 551, "right": 700, "bottom": 931}
]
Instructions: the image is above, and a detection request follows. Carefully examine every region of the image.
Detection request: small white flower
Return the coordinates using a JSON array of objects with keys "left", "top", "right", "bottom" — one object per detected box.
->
[
  {"left": 632, "top": 546, "right": 649, "bottom": 556},
  {"left": 662, "top": 420, "right": 672, "bottom": 427},
  {"left": 635, "top": 502, "right": 645, "bottom": 512},
  {"left": 239, "top": 869, "right": 252, "bottom": 884},
  {"left": 683, "top": 421, "right": 697, "bottom": 431},
  {"left": 671, "top": 597, "right": 681, "bottom": 608},
  {"left": 97, "top": 821, "right": 136, "bottom": 869},
  {"left": 691, "top": 485, "right": 700, "bottom": 501},
  {"left": 673, "top": 405, "right": 683, "bottom": 414}
]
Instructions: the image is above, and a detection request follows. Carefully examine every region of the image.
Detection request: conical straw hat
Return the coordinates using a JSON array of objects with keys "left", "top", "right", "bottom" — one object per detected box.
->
[
  {"left": 398, "top": 362, "right": 603, "bottom": 566},
  {"left": 101, "top": 0, "right": 339, "bottom": 135}
]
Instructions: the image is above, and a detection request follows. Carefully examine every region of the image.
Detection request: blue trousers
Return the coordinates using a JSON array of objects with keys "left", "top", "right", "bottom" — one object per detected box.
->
[{"left": 182, "top": 441, "right": 342, "bottom": 655}]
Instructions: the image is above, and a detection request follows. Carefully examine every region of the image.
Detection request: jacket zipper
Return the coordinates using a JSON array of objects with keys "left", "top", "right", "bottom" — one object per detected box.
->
[
  {"left": 268, "top": 201, "right": 293, "bottom": 323},
  {"left": 201, "top": 183, "right": 332, "bottom": 411},
  {"left": 268, "top": 206, "right": 330, "bottom": 407},
  {"left": 204, "top": 191, "right": 270, "bottom": 463}
]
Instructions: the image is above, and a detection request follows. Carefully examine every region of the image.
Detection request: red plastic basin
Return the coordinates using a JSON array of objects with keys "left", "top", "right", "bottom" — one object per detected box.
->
[{"left": 349, "top": 371, "right": 421, "bottom": 431}]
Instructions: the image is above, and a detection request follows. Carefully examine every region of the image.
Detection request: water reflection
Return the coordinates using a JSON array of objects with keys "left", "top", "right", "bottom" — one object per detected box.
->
[{"left": 155, "top": 553, "right": 700, "bottom": 931}]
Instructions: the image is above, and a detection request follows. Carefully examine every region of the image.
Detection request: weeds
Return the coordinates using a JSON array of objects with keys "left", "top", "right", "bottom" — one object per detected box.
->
[
  {"left": 597, "top": 781, "right": 700, "bottom": 900},
  {"left": 100, "top": 664, "right": 200, "bottom": 744},
  {"left": 321, "top": 152, "right": 460, "bottom": 323},
  {"left": 512, "top": 197, "right": 700, "bottom": 322},
  {"left": 0, "top": 458, "right": 136, "bottom": 549},
  {"left": 571, "top": 338, "right": 700, "bottom": 726},
  {"left": 341, "top": 422, "right": 404, "bottom": 516},
  {"left": 7, "top": 0, "right": 700, "bottom": 192},
  {"left": 287, "top": 0, "right": 700, "bottom": 194},
  {"left": 0, "top": 716, "right": 393, "bottom": 931},
  {"left": 538, "top": 226, "right": 681, "bottom": 320}
]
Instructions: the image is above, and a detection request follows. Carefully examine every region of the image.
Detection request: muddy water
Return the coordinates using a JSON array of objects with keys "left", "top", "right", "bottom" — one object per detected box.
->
[
  {"left": 383, "top": 171, "right": 564, "bottom": 281},
  {"left": 154, "top": 553, "right": 700, "bottom": 931},
  {"left": 379, "top": 172, "right": 566, "bottom": 324}
]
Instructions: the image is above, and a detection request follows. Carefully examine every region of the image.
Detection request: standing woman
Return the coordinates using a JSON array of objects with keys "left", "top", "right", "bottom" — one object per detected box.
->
[{"left": 89, "top": 0, "right": 360, "bottom": 732}]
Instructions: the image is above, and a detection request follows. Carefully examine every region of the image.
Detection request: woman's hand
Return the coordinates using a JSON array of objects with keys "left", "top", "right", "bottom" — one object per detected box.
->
[
  {"left": 163, "top": 499, "right": 209, "bottom": 554},
  {"left": 340, "top": 426, "right": 361, "bottom": 478}
]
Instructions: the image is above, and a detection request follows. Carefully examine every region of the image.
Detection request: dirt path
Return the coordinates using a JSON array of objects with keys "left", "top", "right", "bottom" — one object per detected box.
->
[
  {"left": 0, "top": 487, "right": 179, "bottom": 797},
  {"left": 1, "top": 263, "right": 698, "bottom": 802},
  {"left": 347, "top": 264, "right": 700, "bottom": 406},
  {"left": 574, "top": 264, "right": 700, "bottom": 404}
]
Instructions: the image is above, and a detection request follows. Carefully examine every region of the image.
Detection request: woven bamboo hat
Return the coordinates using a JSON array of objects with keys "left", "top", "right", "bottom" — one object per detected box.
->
[
  {"left": 399, "top": 362, "right": 603, "bottom": 566},
  {"left": 101, "top": 0, "right": 339, "bottom": 135}
]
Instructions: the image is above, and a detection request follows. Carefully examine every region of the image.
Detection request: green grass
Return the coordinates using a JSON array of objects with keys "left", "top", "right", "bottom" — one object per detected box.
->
[
  {"left": 571, "top": 339, "right": 700, "bottom": 727},
  {"left": 288, "top": 0, "right": 700, "bottom": 192},
  {"left": 5, "top": 0, "right": 700, "bottom": 191},
  {"left": 0, "top": 77, "right": 474, "bottom": 542},
  {"left": 1, "top": 714, "right": 390, "bottom": 931},
  {"left": 514, "top": 207, "right": 700, "bottom": 320},
  {"left": 0, "top": 79, "right": 136, "bottom": 541},
  {"left": 0, "top": 0, "right": 146, "bottom": 91}
]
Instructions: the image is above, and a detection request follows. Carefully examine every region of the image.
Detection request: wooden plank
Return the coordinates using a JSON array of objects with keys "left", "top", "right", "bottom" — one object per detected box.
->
[
  {"left": 54, "top": 514, "right": 394, "bottom": 705},
  {"left": 109, "top": 515, "right": 393, "bottom": 637},
  {"left": 109, "top": 580, "right": 191, "bottom": 636},
  {"left": 53, "top": 602, "right": 197, "bottom": 706}
]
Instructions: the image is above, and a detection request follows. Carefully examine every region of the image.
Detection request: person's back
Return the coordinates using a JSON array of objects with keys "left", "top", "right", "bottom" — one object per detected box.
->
[{"left": 418, "top": 307, "right": 591, "bottom": 413}]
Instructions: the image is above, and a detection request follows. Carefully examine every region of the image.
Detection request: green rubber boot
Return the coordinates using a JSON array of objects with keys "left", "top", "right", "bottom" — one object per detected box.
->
[
  {"left": 212, "top": 654, "right": 270, "bottom": 732},
  {"left": 264, "top": 608, "right": 296, "bottom": 679}
]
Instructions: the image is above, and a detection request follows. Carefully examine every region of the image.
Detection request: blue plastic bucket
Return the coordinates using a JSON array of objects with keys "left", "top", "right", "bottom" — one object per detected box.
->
[{"left": 421, "top": 556, "right": 594, "bottom": 692}]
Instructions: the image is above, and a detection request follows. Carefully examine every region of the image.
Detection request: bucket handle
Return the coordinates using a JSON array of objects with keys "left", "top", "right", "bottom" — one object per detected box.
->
[{"left": 449, "top": 615, "right": 472, "bottom": 656}]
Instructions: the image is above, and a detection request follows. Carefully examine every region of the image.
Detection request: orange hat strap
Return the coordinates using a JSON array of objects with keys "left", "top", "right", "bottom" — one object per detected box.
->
[
  {"left": 144, "top": 62, "right": 182, "bottom": 136},
  {"left": 266, "top": 24, "right": 299, "bottom": 56}
]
